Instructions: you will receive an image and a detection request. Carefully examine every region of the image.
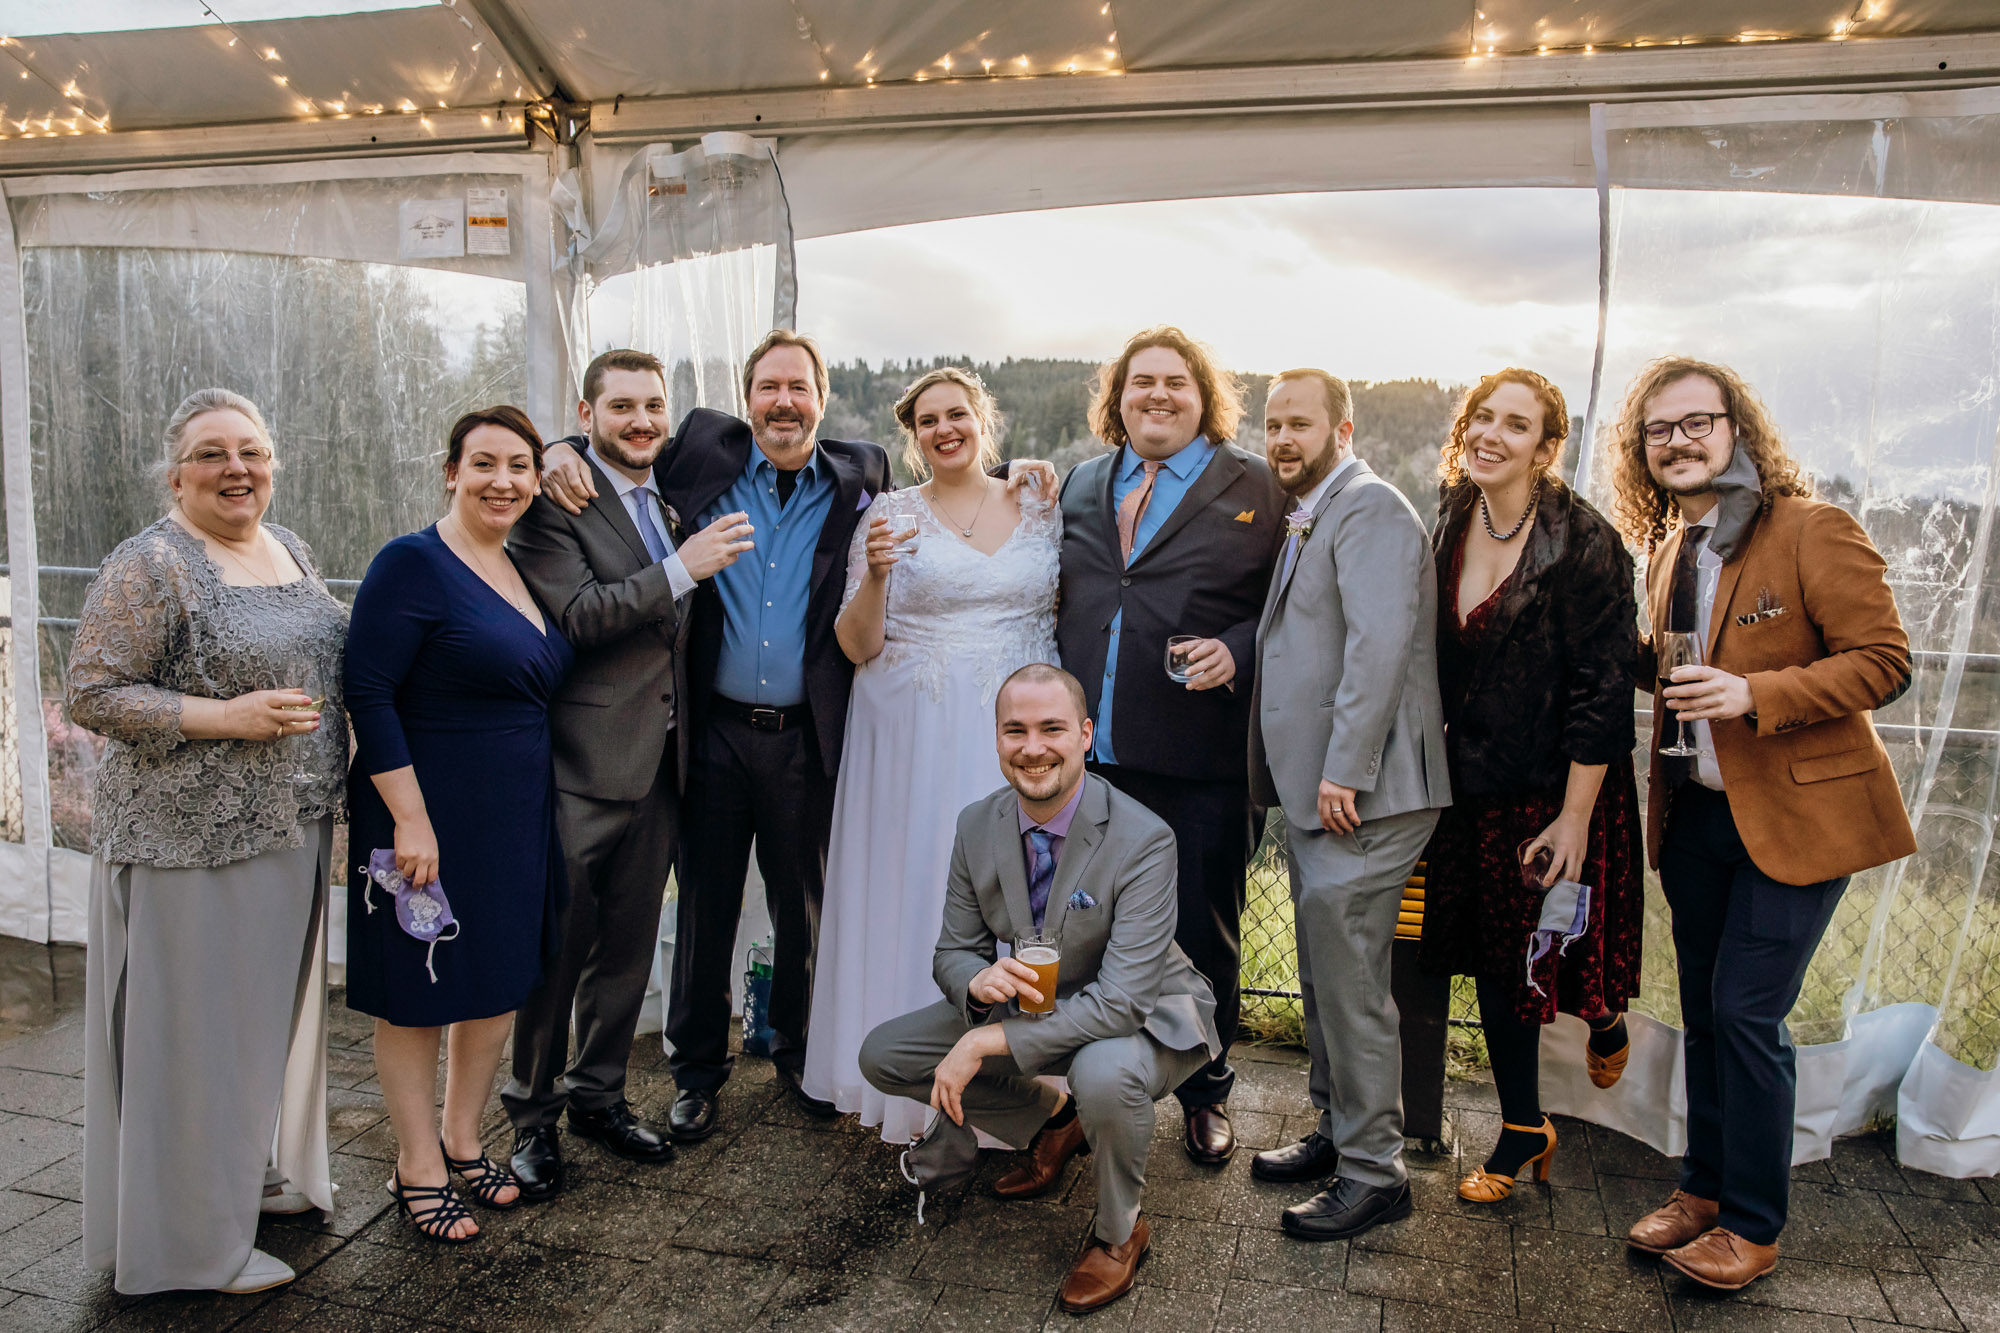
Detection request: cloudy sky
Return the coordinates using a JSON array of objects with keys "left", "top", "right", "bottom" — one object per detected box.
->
[{"left": 795, "top": 188, "right": 1601, "bottom": 403}]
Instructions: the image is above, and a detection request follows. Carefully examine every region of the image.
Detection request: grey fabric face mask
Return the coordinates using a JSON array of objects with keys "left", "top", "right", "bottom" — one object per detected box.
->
[
  {"left": 1700, "top": 444, "right": 1765, "bottom": 563},
  {"left": 897, "top": 1110, "right": 982, "bottom": 1225}
]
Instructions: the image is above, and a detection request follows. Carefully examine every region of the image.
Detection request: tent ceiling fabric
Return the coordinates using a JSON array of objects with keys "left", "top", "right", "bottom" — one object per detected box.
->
[
  {"left": 7, "top": 1, "right": 2000, "bottom": 143},
  {"left": 0, "top": 7, "right": 533, "bottom": 133}
]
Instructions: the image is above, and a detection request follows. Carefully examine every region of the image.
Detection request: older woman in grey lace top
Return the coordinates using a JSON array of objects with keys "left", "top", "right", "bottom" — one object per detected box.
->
[{"left": 67, "top": 388, "right": 348, "bottom": 1297}]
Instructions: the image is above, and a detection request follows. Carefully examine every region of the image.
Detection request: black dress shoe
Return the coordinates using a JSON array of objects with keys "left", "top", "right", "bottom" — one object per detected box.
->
[
  {"left": 566, "top": 1101, "right": 674, "bottom": 1162},
  {"left": 1183, "top": 1104, "right": 1236, "bottom": 1165},
  {"left": 668, "top": 1088, "right": 720, "bottom": 1143},
  {"left": 509, "top": 1124, "right": 564, "bottom": 1202},
  {"left": 1281, "top": 1176, "right": 1413, "bottom": 1242},
  {"left": 773, "top": 1065, "right": 841, "bottom": 1120},
  {"left": 1251, "top": 1132, "right": 1340, "bottom": 1183}
]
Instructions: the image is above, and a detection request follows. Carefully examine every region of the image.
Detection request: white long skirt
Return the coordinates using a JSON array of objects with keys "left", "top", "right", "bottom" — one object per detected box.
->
[{"left": 804, "top": 652, "right": 1014, "bottom": 1145}]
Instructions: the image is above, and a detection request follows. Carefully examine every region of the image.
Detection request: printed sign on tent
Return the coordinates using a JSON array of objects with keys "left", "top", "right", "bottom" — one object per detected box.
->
[
  {"left": 399, "top": 197, "right": 465, "bottom": 259},
  {"left": 466, "top": 187, "right": 510, "bottom": 256}
]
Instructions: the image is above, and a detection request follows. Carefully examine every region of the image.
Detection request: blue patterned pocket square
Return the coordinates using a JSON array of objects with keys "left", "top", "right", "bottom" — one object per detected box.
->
[{"left": 1067, "top": 889, "right": 1097, "bottom": 911}]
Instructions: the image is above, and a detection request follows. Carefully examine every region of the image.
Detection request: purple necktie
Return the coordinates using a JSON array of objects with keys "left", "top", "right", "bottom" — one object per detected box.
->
[{"left": 1025, "top": 828, "right": 1056, "bottom": 929}]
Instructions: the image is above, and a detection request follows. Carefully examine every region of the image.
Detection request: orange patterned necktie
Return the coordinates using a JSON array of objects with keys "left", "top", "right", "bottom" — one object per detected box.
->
[{"left": 1117, "top": 460, "right": 1163, "bottom": 566}]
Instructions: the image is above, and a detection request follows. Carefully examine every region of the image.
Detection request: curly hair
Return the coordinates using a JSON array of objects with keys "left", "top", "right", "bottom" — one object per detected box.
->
[
  {"left": 1437, "top": 368, "right": 1570, "bottom": 489},
  {"left": 1088, "top": 326, "right": 1245, "bottom": 450},
  {"left": 892, "top": 367, "right": 1005, "bottom": 478},
  {"left": 1605, "top": 357, "right": 1811, "bottom": 552}
]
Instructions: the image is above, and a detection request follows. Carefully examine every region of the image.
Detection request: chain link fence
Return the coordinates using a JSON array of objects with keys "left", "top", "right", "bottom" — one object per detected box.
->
[{"left": 1237, "top": 727, "right": 2000, "bottom": 1076}]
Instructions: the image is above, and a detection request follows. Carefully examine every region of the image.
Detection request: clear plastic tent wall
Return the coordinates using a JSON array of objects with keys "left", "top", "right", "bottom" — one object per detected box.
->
[
  {"left": 559, "top": 132, "right": 797, "bottom": 421},
  {"left": 1555, "top": 88, "right": 2000, "bottom": 1177},
  {"left": 0, "top": 153, "right": 561, "bottom": 947}
]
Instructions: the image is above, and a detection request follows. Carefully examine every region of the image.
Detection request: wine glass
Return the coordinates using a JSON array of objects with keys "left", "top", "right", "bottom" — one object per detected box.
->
[
  {"left": 284, "top": 663, "right": 324, "bottom": 785},
  {"left": 1657, "top": 631, "right": 1703, "bottom": 757},
  {"left": 1164, "top": 635, "right": 1200, "bottom": 684}
]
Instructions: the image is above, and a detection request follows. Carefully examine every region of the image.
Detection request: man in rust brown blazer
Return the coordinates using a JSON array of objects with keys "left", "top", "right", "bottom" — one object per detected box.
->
[{"left": 1609, "top": 357, "right": 1914, "bottom": 1292}]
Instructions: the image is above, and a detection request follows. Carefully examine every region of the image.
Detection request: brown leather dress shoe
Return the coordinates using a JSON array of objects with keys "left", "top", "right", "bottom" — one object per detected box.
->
[
  {"left": 1184, "top": 1104, "right": 1235, "bottom": 1165},
  {"left": 1665, "top": 1228, "right": 1778, "bottom": 1290},
  {"left": 1058, "top": 1214, "right": 1150, "bottom": 1313},
  {"left": 993, "top": 1113, "right": 1088, "bottom": 1199},
  {"left": 1626, "top": 1189, "right": 1720, "bottom": 1254}
]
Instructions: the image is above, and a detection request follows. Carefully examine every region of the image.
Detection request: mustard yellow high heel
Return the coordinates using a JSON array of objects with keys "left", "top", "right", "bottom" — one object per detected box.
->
[{"left": 1457, "top": 1119, "right": 1556, "bottom": 1203}]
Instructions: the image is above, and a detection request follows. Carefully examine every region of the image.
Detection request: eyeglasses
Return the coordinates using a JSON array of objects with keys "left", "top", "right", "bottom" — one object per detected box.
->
[
  {"left": 1642, "top": 413, "right": 1730, "bottom": 448},
  {"left": 178, "top": 445, "right": 274, "bottom": 468}
]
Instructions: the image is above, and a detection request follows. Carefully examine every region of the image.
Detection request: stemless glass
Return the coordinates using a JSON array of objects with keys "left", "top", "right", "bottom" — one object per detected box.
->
[
  {"left": 888, "top": 506, "right": 923, "bottom": 555},
  {"left": 1657, "top": 631, "right": 1703, "bottom": 758},
  {"left": 1164, "top": 635, "right": 1200, "bottom": 684}
]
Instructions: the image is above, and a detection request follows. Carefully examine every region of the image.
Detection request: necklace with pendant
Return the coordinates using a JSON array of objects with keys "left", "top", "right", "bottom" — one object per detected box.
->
[
  {"left": 445, "top": 515, "right": 537, "bottom": 621},
  {"left": 926, "top": 478, "right": 990, "bottom": 538}
]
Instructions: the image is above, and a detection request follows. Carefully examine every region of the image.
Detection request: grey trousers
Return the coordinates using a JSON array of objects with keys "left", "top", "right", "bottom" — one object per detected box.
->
[
  {"left": 1285, "top": 807, "right": 1439, "bottom": 1189},
  {"left": 504, "top": 759, "right": 679, "bottom": 1126},
  {"left": 859, "top": 999, "right": 1207, "bottom": 1245},
  {"left": 84, "top": 823, "right": 328, "bottom": 1294}
]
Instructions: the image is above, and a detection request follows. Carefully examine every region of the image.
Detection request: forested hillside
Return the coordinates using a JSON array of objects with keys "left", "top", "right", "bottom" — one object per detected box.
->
[{"left": 821, "top": 356, "right": 1475, "bottom": 511}]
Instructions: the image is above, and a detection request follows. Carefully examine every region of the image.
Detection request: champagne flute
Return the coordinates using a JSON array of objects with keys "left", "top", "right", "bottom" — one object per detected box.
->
[
  {"left": 283, "top": 663, "right": 324, "bottom": 785},
  {"left": 1657, "top": 631, "right": 1702, "bottom": 758}
]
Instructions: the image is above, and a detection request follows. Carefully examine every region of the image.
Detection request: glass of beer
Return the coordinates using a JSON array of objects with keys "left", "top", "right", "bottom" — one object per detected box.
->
[
  {"left": 1165, "top": 635, "right": 1200, "bottom": 684},
  {"left": 1016, "top": 933, "right": 1061, "bottom": 1016}
]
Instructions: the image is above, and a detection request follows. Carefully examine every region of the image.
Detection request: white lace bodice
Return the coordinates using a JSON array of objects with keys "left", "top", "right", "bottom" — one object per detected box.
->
[{"left": 841, "top": 487, "right": 1061, "bottom": 703}]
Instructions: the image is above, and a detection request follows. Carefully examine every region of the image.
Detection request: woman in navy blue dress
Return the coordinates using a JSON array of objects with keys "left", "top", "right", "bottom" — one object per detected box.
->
[{"left": 346, "top": 405, "right": 573, "bottom": 1243}]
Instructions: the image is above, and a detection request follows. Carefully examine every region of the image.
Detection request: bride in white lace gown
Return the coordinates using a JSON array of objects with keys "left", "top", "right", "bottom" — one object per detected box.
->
[{"left": 804, "top": 369, "right": 1061, "bottom": 1143}]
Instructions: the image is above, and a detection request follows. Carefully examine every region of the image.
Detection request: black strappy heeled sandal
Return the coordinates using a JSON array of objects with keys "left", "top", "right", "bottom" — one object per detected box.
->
[
  {"left": 386, "top": 1170, "right": 480, "bottom": 1243},
  {"left": 440, "top": 1138, "right": 523, "bottom": 1211}
]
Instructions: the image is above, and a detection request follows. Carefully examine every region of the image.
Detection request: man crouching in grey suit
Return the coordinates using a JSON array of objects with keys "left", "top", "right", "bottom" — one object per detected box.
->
[
  {"left": 860, "top": 663, "right": 1220, "bottom": 1314},
  {"left": 1248, "top": 369, "right": 1450, "bottom": 1242}
]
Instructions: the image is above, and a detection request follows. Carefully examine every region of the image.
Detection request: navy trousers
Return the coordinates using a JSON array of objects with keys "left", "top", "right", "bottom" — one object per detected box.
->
[
  {"left": 1090, "top": 764, "right": 1249, "bottom": 1108},
  {"left": 1658, "top": 783, "right": 1845, "bottom": 1245}
]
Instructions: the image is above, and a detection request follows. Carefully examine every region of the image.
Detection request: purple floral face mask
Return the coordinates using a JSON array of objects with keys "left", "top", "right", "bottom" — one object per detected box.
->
[{"left": 359, "top": 848, "right": 459, "bottom": 983}]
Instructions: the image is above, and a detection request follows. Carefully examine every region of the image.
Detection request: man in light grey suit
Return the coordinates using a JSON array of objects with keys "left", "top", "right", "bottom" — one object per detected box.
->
[
  {"left": 859, "top": 664, "right": 1221, "bottom": 1314},
  {"left": 501, "top": 349, "right": 755, "bottom": 1199},
  {"left": 1247, "top": 369, "right": 1450, "bottom": 1242}
]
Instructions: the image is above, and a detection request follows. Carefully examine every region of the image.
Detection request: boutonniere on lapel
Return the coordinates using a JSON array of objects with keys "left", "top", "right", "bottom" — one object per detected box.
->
[
  {"left": 1066, "top": 889, "right": 1097, "bottom": 912},
  {"left": 1283, "top": 508, "right": 1314, "bottom": 541},
  {"left": 664, "top": 503, "right": 683, "bottom": 540}
]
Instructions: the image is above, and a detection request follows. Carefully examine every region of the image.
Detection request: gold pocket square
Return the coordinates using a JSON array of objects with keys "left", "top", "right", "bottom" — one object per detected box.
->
[{"left": 1233, "top": 510, "right": 1255, "bottom": 523}]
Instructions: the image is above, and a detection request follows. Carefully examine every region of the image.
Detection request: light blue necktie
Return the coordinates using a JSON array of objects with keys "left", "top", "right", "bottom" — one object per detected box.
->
[
  {"left": 630, "top": 489, "right": 670, "bottom": 564},
  {"left": 1025, "top": 829, "right": 1056, "bottom": 930}
]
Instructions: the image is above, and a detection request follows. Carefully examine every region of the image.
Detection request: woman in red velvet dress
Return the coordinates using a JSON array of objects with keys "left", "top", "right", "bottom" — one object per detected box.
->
[{"left": 1420, "top": 368, "right": 1644, "bottom": 1203}]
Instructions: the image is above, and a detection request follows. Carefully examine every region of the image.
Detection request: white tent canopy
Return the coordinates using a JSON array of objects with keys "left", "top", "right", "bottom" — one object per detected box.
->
[{"left": 2, "top": 2, "right": 2000, "bottom": 1177}]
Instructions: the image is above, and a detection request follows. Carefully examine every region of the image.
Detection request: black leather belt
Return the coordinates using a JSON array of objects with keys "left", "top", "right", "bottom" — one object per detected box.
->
[{"left": 713, "top": 695, "right": 810, "bottom": 732}]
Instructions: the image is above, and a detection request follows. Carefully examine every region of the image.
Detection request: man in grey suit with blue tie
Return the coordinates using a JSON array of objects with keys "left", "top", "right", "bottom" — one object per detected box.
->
[
  {"left": 859, "top": 664, "right": 1221, "bottom": 1314},
  {"left": 1247, "top": 369, "right": 1451, "bottom": 1242},
  {"left": 502, "top": 349, "right": 755, "bottom": 1199}
]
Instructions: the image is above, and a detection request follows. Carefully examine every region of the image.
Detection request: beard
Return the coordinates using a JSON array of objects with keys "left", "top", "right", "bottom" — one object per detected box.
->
[
  {"left": 1274, "top": 441, "right": 1342, "bottom": 498},
  {"left": 752, "top": 408, "right": 818, "bottom": 455},
  {"left": 1652, "top": 449, "right": 1718, "bottom": 497},
  {"left": 591, "top": 423, "right": 665, "bottom": 472}
]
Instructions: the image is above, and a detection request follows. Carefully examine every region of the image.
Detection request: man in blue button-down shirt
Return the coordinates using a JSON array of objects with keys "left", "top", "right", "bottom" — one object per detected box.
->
[
  {"left": 1054, "top": 328, "right": 1287, "bottom": 1169},
  {"left": 539, "top": 331, "right": 894, "bottom": 1140}
]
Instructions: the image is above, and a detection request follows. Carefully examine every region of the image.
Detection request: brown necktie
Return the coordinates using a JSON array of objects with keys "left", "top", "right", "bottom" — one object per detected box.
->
[{"left": 1117, "top": 460, "right": 1163, "bottom": 566}]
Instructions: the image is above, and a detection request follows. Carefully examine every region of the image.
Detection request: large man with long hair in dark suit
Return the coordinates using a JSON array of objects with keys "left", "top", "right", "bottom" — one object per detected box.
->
[{"left": 1053, "top": 326, "right": 1286, "bottom": 1165}]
